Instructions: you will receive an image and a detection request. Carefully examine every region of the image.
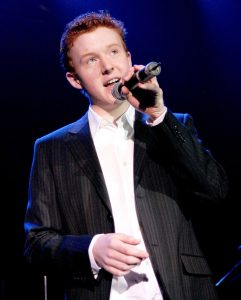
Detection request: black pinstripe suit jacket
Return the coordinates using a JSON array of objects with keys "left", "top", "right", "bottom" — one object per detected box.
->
[{"left": 24, "top": 110, "right": 228, "bottom": 300}]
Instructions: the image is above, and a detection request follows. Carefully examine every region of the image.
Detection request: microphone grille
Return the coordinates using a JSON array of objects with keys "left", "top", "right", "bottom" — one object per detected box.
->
[{"left": 112, "top": 82, "right": 127, "bottom": 101}]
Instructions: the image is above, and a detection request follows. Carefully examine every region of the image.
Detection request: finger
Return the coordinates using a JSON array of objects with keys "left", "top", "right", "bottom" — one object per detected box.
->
[
  {"left": 102, "top": 256, "right": 142, "bottom": 272},
  {"left": 104, "top": 234, "right": 149, "bottom": 261},
  {"left": 122, "top": 67, "right": 135, "bottom": 82},
  {"left": 113, "top": 240, "right": 149, "bottom": 260},
  {"left": 115, "top": 233, "right": 141, "bottom": 245},
  {"left": 105, "top": 249, "right": 144, "bottom": 265},
  {"left": 104, "top": 265, "right": 131, "bottom": 276},
  {"left": 132, "top": 64, "right": 145, "bottom": 72},
  {"left": 121, "top": 85, "right": 131, "bottom": 96},
  {"left": 137, "top": 77, "right": 160, "bottom": 89},
  {"left": 101, "top": 251, "right": 143, "bottom": 275}
]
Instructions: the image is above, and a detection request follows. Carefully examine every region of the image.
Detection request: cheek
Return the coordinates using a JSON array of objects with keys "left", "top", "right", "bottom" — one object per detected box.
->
[
  {"left": 83, "top": 67, "right": 100, "bottom": 80},
  {"left": 121, "top": 56, "right": 132, "bottom": 72},
  {"left": 78, "top": 69, "right": 98, "bottom": 85},
  {"left": 81, "top": 73, "right": 101, "bottom": 92}
]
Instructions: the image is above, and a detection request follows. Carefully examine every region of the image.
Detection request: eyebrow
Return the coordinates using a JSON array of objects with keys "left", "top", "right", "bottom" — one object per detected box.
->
[{"left": 79, "top": 43, "right": 123, "bottom": 59}]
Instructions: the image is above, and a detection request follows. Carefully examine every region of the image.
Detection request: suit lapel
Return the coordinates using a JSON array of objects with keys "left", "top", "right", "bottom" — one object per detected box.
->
[
  {"left": 63, "top": 111, "right": 148, "bottom": 210},
  {"left": 64, "top": 113, "right": 112, "bottom": 212},
  {"left": 133, "top": 112, "right": 148, "bottom": 190}
]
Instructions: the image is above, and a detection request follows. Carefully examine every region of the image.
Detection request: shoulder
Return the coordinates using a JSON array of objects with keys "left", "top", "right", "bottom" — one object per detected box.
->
[
  {"left": 135, "top": 110, "right": 193, "bottom": 128},
  {"left": 36, "top": 112, "right": 88, "bottom": 145},
  {"left": 173, "top": 112, "right": 193, "bottom": 124},
  {"left": 163, "top": 111, "right": 195, "bottom": 129}
]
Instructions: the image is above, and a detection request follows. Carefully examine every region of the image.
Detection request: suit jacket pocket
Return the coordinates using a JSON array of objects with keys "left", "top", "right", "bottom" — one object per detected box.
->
[{"left": 181, "top": 253, "right": 212, "bottom": 276}]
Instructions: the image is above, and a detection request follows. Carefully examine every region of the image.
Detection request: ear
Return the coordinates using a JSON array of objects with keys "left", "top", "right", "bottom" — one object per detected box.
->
[
  {"left": 127, "top": 51, "right": 132, "bottom": 67},
  {"left": 66, "top": 72, "right": 83, "bottom": 90}
]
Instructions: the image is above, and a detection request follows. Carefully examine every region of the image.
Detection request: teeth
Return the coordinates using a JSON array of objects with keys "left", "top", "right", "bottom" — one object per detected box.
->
[{"left": 105, "top": 78, "right": 119, "bottom": 86}]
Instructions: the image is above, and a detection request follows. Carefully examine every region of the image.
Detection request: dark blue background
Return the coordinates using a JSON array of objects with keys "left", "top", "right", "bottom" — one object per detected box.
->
[{"left": 1, "top": 1, "right": 240, "bottom": 299}]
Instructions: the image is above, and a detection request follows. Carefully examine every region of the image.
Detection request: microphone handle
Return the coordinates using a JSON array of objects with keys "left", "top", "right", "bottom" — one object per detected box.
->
[
  {"left": 112, "top": 61, "right": 161, "bottom": 101},
  {"left": 126, "top": 61, "right": 161, "bottom": 90}
]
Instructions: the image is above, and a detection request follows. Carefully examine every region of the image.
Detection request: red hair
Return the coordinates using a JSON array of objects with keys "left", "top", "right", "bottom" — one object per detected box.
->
[{"left": 60, "top": 11, "right": 128, "bottom": 72}]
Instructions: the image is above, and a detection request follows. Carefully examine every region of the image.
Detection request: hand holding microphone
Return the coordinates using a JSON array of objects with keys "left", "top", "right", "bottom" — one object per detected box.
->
[
  {"left": 112, "top": 61, "right": 161, "bottom": 101},
  {"left": 112, "top": 61, "right": 166, "bottom": 121}
]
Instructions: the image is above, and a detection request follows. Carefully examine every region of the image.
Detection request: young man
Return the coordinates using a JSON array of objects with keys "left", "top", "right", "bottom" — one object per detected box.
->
[{"left": 24, "top": 11, "right": 228, "bottom": 300}]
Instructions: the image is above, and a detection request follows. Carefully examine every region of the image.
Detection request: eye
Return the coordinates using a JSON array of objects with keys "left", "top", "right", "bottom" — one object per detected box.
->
[
  {"left": 110, "top": 49, "right": 119, "bottom": 56},
  {"left": 87, "top": 57, "right": 97, "bottom": 64}
]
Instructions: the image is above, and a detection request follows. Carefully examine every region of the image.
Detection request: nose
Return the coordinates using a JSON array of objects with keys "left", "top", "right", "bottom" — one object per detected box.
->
[{"left": 101, "top": 57, "right": 114, "bottom": 75}]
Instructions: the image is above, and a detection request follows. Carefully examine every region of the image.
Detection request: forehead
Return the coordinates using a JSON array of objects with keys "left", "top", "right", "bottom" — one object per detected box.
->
[{"left": 71, "top": 27, "right": 124, "bottom": 54}]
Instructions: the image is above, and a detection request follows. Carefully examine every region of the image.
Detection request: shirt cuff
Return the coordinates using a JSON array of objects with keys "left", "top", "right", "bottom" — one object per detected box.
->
[
  {"left": 88, "top": 234, "right": 103, "bottom": 278},
  {"left": 146, "top": 106, "right": 167, "bottom": 126}
]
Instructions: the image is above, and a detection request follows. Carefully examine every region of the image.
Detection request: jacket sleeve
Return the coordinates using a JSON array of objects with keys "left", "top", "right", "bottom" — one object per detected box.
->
[
  {"left": 150, "top": 109, "right": 228, "bottom": 202},
  {"left": 23, "top": 138, "right": 95, "bottom": 283}
]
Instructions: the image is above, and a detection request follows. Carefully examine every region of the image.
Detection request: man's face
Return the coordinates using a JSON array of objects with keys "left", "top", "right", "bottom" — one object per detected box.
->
[{"left": 66, "top": 27, "right": 132, "bottom": 110}]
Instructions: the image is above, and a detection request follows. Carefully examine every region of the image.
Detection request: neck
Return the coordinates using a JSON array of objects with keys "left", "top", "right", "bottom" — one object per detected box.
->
[{"left": 91, "top": 101, "right": 130, "bottom": 123}]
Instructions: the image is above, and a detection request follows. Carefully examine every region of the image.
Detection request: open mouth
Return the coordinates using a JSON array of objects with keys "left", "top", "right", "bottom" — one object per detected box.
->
[{"left": 103, "top": 78, "right": 120, "bottom": 87}]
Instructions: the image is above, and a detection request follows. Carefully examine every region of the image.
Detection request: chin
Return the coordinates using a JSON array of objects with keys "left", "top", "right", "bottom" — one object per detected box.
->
[{"left": 114, "top": 99, "right": 125, "bottom": 105}]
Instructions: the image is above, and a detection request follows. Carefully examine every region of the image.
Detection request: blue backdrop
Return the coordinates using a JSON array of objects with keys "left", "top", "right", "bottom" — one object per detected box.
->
[{"left": 1, "top": 1, "right": 240, "bottom": 299}]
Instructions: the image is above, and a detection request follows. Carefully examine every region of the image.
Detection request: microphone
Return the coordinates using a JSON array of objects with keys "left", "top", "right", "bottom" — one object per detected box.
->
[{"left": 112, "top": 61, "right": 161, "bottom": 101}]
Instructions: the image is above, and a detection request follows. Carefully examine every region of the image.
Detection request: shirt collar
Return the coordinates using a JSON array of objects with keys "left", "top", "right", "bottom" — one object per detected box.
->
[{"left": 88, "top": 104, "right": 135, "bottom": 139}]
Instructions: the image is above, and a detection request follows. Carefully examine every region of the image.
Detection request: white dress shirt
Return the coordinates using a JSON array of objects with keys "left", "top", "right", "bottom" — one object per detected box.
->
[{"left": 88, "top": 104, "right": 166, "bottom": 299}]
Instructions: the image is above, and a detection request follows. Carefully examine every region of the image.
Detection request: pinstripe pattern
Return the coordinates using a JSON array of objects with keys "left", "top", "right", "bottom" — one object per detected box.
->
[{"left": 24, "top": 110, "right": 228, "bottom": 300}]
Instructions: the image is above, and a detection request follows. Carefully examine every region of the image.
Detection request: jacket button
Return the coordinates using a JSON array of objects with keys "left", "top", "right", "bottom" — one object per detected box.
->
[
  {"left": 80, "top": 276, "right": 87, "bottom": 282},
  {"left": 73, "top": 276, "right": 87, "bottom": 282}
]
